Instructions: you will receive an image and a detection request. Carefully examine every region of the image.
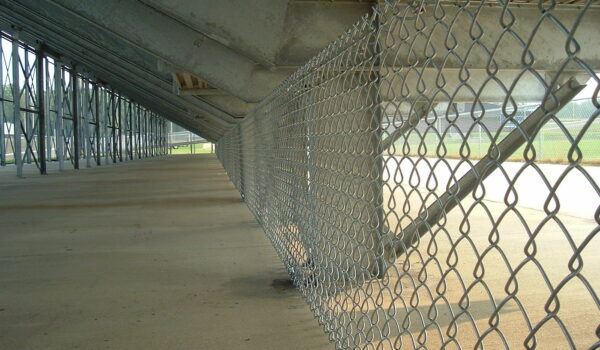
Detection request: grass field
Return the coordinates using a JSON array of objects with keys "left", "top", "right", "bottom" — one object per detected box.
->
[
  {"left": 391, "top": 127, "right": 600, "bottom": 165},
  {"left": 169, "top": 145, "right": 213, "bottom": 155}
]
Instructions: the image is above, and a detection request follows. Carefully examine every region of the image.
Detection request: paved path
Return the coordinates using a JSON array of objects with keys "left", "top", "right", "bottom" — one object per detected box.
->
[{"left": 0, "top": 154, "right": 332, "bottom": 350}]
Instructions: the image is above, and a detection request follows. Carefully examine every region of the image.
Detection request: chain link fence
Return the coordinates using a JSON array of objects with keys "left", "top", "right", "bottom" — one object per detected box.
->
[{"left": 217, "top": 1, "right": 600, "bottom": 349}]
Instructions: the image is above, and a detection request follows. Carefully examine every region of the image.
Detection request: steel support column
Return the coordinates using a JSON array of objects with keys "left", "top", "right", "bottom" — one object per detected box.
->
[
  {"left": 12, "top": 35, "right": 22, "bottom": 177},
  {"left": 118, "top": 95, "right": 123, "bottom": 162},
  {"left": 44, "top": 57, "right": 52, "bottom": 162},
  {"left": 71, "top": 70, "right": 79, "bottom": 169},
  {"left": 135, "top": 105, "right": 142, "bottom": 159},
  {"left": 83, "top": 79, "right": 91, "bottom": 168},
  {"left": 127, "top": 101, "right": 133, "bottom": 160},
  {"left": 54, "top": 60, "right": 64, "bottom": 171},
  {"left": 94, "top": 84, "right": 100, "bottom": 166},
  {"left": 24, "top": 47, "right": 31, "bottom": 164},
  {"left": 0, "top": 38, "right": 5, "bottom": 166},
  {"left": 37, "top": 47, "right": 46, "bottom": 174}
]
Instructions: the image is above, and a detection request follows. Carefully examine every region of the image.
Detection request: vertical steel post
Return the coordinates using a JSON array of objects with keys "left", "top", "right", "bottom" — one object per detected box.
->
[
  {"left": 169, "top": 121, "right": 173, "bottom": 155},
  {"left": 72, "top": 70, "right": 79, "bottom": 169},
  {"left": 24, "top": 47, "right": 31, "bottom": 164},
  {"left": 54, "top": 61, "right": 64, "bottom": 171},
  {"left": 0, "top": 37, "right": 5, "bottom": 166},
  {"left": 160, "top": 119, "right": 163, "bottom": 155},
  {"left": 151, "top": 115, "right": 154, "bottom": 156},
  {"left": 122, "top": 98, "right": 127, "bottom": 161},
  {"left": 148, "top": 113, "right": 152, "bottom": 157},
  {"left": 137, "top": 106, "right": 142, "bottom": 159},
  {"left": 94, "top": 84, "right": 100, "bottom": 166},
  {"left": 83, "top": 79, "right": 91, "bottom": 168},
  {"left": 103, "top": 89, "right": 109, "bottom": 165},
  {"left": 111, "top": 91, "right": 117, "bottom": 163},
  {"left": 128, "top": 101, "right": 133, "bottom": 160},
  {"left": 37, "top": 48, "right": 46, "bottom": 174},
  {"left": 144, "top": 109, "right": 148, "bottom": 158},
  {"left": 118, "top": 95, "right": 123, "bottom": 162},
  {"left": 12, "top": 35, "right": 22, "bottom": 177},
  {"left": 44, "top": 58, "right": 52, "bottom": 162}
]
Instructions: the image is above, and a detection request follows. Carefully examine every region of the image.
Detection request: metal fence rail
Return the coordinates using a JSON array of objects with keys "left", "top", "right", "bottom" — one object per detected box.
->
[
  {"left": 0, "top": 32, "right": 169, "bottom": 177},
  {"left": 217, "top": 1, "right": 600, "bottom": 349}
]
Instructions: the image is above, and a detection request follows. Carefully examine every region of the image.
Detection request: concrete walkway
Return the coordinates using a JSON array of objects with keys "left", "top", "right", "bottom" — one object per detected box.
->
[{"left": 0, "top": 154, "right": 332, "bottom": 350}]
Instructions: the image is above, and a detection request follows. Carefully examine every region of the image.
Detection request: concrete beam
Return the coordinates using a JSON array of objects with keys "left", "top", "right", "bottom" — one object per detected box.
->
[
  {"left": 2, "top": 0, "right": 239, "bottom": 125},
  {"left": 0, "top": 0, "right": 234, "bottom": 138},
  {"left": 136, "top": 0, "right": 373, "bottom": 68},
  {"left": 199, "top": 96, "right": 256, "bottom": 118},
  {"left": 0, "top": 25, "right": 222, "bottom": 142},
  {"left": 379, "top": 5, "right": 600, "bottom": 71},
  {"left": 179, "top": 89, "right": 228, "bottom": 97},
  {"left": 137, "top": 0, "right": 289, "bottom": 69},
  {"left": 47, "top": 0, "right": 292, "bottom": 102}
]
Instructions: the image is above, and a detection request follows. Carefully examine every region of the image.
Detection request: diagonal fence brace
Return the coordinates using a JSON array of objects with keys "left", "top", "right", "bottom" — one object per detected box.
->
[{"left": 372, "top": 77, "right": 587, "bottom": 278}]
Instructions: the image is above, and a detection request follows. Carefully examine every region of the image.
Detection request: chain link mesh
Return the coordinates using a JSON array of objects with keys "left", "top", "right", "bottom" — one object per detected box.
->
[{"left": 217, "top": 1, "right": 600, "bottom": 348}]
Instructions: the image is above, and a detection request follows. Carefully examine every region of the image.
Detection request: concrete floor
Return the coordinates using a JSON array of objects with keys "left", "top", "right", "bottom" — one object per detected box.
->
[{"left": 0, "top": 154, "right": 332, "bottom": 350}]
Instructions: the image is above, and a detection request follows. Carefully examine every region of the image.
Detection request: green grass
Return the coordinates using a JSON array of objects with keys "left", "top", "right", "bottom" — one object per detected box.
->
[
  {"left": 169, "top": 146, "right": 214, "bottom": 155},
  {"left": 390, "top": 128, "right": 600, "bottom": 165}
]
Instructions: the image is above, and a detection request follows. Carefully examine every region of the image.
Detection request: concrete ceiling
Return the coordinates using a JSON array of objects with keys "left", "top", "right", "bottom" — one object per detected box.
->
[{"left": 0, "top": 0, "right": 375, "bottom": 141}]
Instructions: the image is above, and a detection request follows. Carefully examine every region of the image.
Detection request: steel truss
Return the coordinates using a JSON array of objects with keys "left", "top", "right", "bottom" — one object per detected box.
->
[{"left": 0, "top": 31, "right": 169, "bottom": 177}]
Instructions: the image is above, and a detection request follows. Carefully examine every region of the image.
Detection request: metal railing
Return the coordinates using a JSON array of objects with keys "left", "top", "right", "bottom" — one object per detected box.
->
[
  {"left": 217, "top": 1, "right": 600, "bottom": 349},
  {"left": 0, "top": 32, "right": 169, "bottom": 177}
]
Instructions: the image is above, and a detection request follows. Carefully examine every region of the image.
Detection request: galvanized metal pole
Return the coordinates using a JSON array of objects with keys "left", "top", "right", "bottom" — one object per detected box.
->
[
  {"left": 94, "top": 84, "right": 101, "bottom": 166},
  {"left": 111, "top": 92, "right": 117, "bottom": 163},
  {"left": 24, "top": 47, "right": 31, "bottom": 164},
  {"left": 103, "top": 88, "right": 109, "bottom": 165},
  {"left": 137, "top": 105, "right": 141, "bottom": 159},
  {"left": 149, "top": 113, "right": 153, "bottom": 157},
  {"left": 118, "top": 95, "right": 123, "bottom": 162},
  {"left": 0, "top": 38, "right": 5, "bottom": 166},
  {"left": 37, "top": 47, "right": 46, "bottom": 174},
  {"left": 144, "top": 109, "right": 148, "bottom": 158},
  {"left": 44, "top": 58, "right": 52, "bottom": 163},
  {"left": 163, "top": 120, "right": 166, "bottom": 154},
  {"left": 151, "top": 113, "right": 155, "bottom": 157},
  {"left": 169, "top": 121, "right": 172, "bottom": 155},
  {"left": 12, "top": 35, "right": 22, "bottom": 177},
  {"left": 71, "top": 70, "right": 79, "bottom": 169},
  {"left": 83, "top": 79, "right": 91, "bottom": 168},
  {"left": 128, "top": 101, "right": 133, "bottom": 160},
  {"left": 54, "top": 61, "right": 64, "bottom": 171},
  {"left": 122, "top": 98, "right": 127, "bottom": 161}
]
